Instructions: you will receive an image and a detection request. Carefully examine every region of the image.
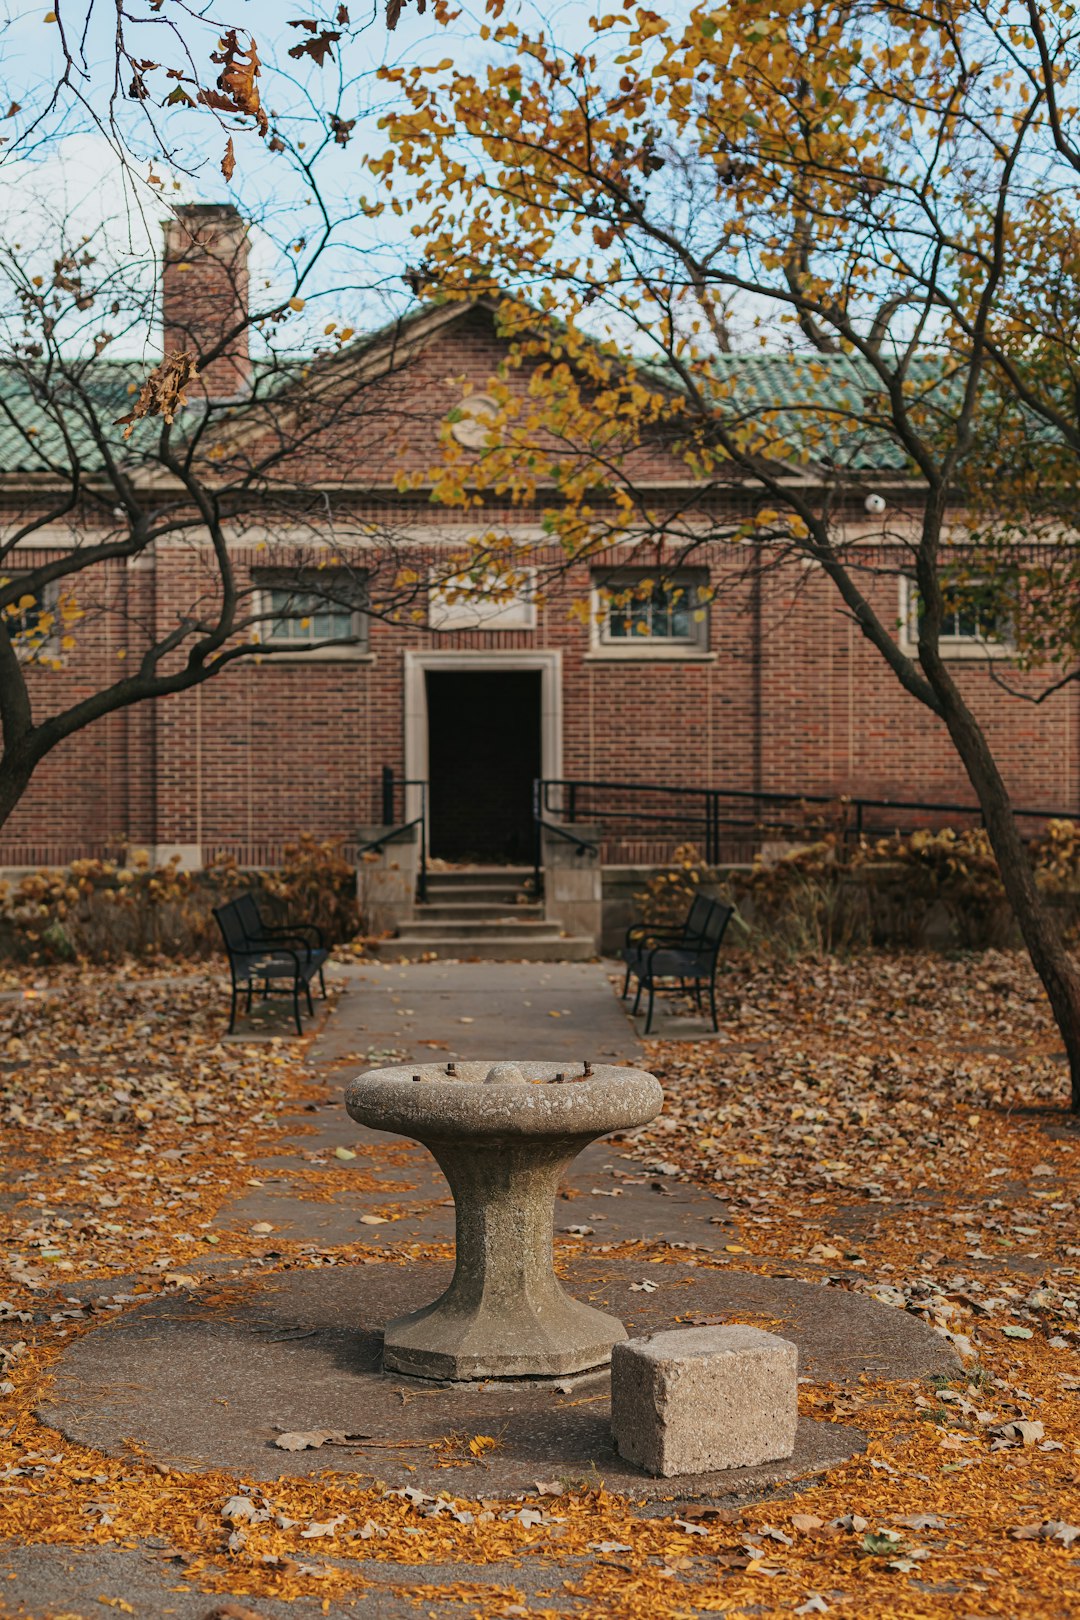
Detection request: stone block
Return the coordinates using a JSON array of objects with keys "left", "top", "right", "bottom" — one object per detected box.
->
[
  {"left": 610, "top": 1325, "right": 798, "bottom": 1476},
  {"left": 549, "top": 866, "right": 600, "bottom": 904},
  {"left": 355, "top": 824, "right": 418, "bottom": 934}
]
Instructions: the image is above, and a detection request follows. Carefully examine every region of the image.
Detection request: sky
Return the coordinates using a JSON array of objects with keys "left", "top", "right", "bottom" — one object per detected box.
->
[
  {"left": 0, "top": 0, "right": 644, "bottom": 346},
  {"left": 0, "top": 0, "right": 522, "bottom": 352}
]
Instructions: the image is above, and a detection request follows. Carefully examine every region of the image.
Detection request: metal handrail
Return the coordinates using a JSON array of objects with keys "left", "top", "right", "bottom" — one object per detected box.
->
[
  {"left": 537, "top": 776, "right": 1071, "bottom": 821},
  {"left": 368, "top": 771, "right": 429, "bottom": 901},
  {"left": 356, "top": 817, "right": 424, "bottom": 855},
  {"left": 536, "top": 817, "right": 594, "bottom": 852},
  {"left": 533, "top": 775, "right": 1074, "bottom": 870}
]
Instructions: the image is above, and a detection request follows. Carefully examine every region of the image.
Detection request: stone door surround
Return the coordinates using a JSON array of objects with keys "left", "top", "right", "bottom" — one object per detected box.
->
[{"left": 402, "top": 649, "right": 563, "bottom": 829}]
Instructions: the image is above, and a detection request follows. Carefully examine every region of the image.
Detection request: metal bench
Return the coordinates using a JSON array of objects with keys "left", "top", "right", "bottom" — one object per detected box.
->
[
  {"left": 621, "top": 894, "right": 733, "bottom": 1034},
  {"left": 213, "top": 896, "right": 329, "bottom": 1035}
]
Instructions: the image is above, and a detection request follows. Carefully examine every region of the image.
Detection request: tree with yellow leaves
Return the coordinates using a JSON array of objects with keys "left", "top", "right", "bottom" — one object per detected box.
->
[{"left": 375, "top": 0, "right": 1080, "bottom": 1107}]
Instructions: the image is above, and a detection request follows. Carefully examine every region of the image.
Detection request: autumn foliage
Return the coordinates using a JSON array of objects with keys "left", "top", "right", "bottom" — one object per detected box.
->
[{"left": 0, "top": 836, "right": 361, "bottom": 964}]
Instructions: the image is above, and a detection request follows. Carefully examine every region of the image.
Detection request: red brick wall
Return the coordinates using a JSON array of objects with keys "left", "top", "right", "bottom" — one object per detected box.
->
[{"left": 6, "top": 537, "right": 1075, "bottom": 867}]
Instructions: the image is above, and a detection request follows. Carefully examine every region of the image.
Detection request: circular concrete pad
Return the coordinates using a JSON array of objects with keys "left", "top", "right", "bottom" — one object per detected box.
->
[{"left": 39, "top": 1258, "right": 956, "bottom": 1501}]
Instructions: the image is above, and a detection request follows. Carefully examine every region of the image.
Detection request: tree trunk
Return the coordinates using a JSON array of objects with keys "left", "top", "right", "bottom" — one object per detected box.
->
[
  {"left": 0, "top": 751, "right": 35, "bottom": 837},
  {"left": 932, "top": 678, "right": 1080, "bottom": 1112}
]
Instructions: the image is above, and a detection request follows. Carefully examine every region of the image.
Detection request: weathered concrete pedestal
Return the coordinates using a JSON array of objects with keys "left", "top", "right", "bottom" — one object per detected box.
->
[{"left": 345, "top": 1059, "right": 663, "bottom": 1379}]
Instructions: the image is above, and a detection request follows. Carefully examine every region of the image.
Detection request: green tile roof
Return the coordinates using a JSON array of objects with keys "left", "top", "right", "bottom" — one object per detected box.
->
[
  {"left": 0, "top": 360, "right": 143, "bottom": 474},
  {"left": 0, "top": 338, "right": 950, "bottom": 480},
  {"left": 706, "top": 351, "right": 913, "bottom": 471}
]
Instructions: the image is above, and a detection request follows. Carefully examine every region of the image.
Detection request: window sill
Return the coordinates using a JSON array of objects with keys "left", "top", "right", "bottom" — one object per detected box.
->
[
  {"left": 250, "top": 648, "right": 375, "bottom": 665},
  {"left": 584, "top": 647, "right": 717, "bottom": 664},
  {"left": 900, "top": 640, "right": 1013, "bottom": 663}
]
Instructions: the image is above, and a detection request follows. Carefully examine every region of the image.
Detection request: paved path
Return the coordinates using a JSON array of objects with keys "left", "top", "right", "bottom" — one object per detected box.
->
[
  {"left": 323, "top": 958, "right": 644, "bottom": 1062},
  {"left": 217, "top": 961, "right": 733, "bottom": 1257},
  {"left": 18, "top": 960, "right": 958, "bottom": 1620}
]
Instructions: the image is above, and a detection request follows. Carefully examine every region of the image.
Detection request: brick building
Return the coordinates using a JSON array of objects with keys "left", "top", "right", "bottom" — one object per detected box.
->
[{"left": 1, "top": 203, "right": 1077, "bottom": 879}]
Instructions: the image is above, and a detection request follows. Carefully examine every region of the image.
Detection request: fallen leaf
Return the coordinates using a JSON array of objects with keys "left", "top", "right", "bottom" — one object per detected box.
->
[
  {"left": 989, "top": 1419, "right": 1044, "bottom": 1447},
  {"left": 273, "top": 1429, "right": 356, "bottom": 1452},
  {"left": 1009, "top": 1520, "right": 1080, "bottom": 1546},
  {"left": 200, "top": 1603, "right": 270, "bottom": 1620},
  {"left": 300, "top": 1515, "right": 345, "bottom": 1538}
]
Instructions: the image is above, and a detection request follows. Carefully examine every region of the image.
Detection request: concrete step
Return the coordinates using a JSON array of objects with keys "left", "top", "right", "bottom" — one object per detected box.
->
[
  {"left": 424, "top": 873, "right": 535, "bottom": 899},
  {"left": 422, "top": 884, "right": 536, "bottom": 905},
  {"left": 401, "top": 918, "right": 561, "bottom": 939},
  {"left": 415, "top": 902, "right": 545, "bottom": 921},
  {"left": 425, "top": 867, "right": 533, "bottom": 885},
  {"left": 387, "top": 934, "right": 596, "bottom": 962}
]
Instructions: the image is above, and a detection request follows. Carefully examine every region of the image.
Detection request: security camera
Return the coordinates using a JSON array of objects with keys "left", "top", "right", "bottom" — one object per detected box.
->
[{"left": 864, "top": 492, "right": 886, "bottom": 515}]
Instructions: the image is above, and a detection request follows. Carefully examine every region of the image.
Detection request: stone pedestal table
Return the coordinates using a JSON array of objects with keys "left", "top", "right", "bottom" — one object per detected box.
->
[{"left": 345, "top": 1059, "right": 663, "bottom": 1380}]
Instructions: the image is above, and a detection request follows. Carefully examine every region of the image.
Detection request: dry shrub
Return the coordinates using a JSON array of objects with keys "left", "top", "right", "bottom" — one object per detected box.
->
[
  {"left": 251, "top": 834, "right": 360, "bottom": 946},
  {"left": 0, "top": 851, "right": 207, "bottom": 963},
  {"left": 635, "top": 843, "right": 715, "bottom": 931},
  {"left": 866, "top": 827, "right": 1014, "bottom": 949},
  {"left": 737, "top": 821, "right": 1080, "bottom": 956},
  {"left": 740, "top": 839, "right": 870, "bottom": 957},
  {"left": 0, "top": 834, "right": 362, "bottom": 964}
]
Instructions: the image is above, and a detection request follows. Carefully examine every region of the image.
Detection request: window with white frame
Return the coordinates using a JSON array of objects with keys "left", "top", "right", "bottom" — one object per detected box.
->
[
  {"left": 593, "top": 569, "right": 709, "bottom": 650},
  {"left": 1, "top": 576, "right": 60, "bottom": 664},
  {"left": 254, "top": 570, "right": 368, "bottom": 650},
  {"left": 902, "top": 576, "right": 1012, "bottom": 654}
]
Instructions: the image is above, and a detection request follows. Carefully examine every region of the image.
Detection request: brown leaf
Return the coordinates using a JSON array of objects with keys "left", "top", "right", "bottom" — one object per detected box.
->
[
  {"left": 274, "top": 1428, "right": 348, "bottom": 1451},
  {"left": 989, "top": 1419, "right": 1044, "bottom": 1448},
  {"left": 204, "top": 30, "right": 267, "bottom": 134},
  {"left": 715, "top": 1547, "right": 754, "bottom": 1570},
  {"left": 114, "top": 351, "right": 199, "bottom": 437},
  {"left": 287, "top": 28, "right": 341, "bottom": 65},
  {"left": 221, "top": 137, "right": 236, "bottom": 182},
  {"left": 1009, "top": 1521, "right": 1080, "bottom": 1546}
]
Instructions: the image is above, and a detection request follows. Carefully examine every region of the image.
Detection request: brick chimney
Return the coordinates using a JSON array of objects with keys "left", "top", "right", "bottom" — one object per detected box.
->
[{"left": 162, "top": 203, "right": 251, "bottom": 399}]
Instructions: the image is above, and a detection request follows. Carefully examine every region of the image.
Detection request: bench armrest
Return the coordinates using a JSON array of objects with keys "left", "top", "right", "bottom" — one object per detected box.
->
[
  {"left": 280, "top": 920, "right": 325, "bottom": 949},
  {"left": 625, "top": 923, "right": 689, "bottom": 946},
  {"left": 247, "top": 924, "right": 324, "bottom": 958}
]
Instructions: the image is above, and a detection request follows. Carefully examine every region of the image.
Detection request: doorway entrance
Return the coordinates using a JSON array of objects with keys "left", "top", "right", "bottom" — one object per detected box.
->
[{"left": 425, "top": 670, "right": 542, "bottom": 862}]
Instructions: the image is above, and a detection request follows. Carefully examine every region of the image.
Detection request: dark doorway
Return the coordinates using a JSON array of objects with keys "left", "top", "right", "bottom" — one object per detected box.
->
[{"left": 426, "top": 670, "right": 542, "bottom": 862}]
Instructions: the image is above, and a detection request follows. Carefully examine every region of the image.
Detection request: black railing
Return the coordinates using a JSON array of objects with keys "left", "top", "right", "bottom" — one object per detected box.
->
[
  {"left": 533, "top": 776, "right": 1074, "bottom": 869},
  {"left": 360, "top": 769, "right": 428, "bottom": 900}
]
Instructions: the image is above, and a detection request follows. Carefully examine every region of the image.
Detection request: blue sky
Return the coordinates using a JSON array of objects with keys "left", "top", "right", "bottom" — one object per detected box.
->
[
  {"left": 0, "top": 0, "right": 510, "bottom": 350},
  {"left": 0, "top": 1, "right": 629, "bottom": 349}
]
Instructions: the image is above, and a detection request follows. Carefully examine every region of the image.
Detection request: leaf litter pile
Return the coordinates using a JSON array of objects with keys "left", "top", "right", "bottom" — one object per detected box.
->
[{"left": 0, "top": 953, "right": 1077, "bottom": 1617}]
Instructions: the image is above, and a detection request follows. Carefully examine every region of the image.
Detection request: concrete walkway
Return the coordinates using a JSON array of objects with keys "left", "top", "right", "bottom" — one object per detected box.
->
[
  {"left": 203, "top": 959, "right": 736, "bottom": 1258},
  {"left": 25, "top": 960, "right": 958, "bottom": 1620},
  {"left": 322, "top": 958, "right": 643, "bottom": 1063}
]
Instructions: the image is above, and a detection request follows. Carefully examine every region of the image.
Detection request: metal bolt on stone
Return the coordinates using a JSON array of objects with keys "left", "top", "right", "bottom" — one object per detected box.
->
[{"left": 345, "top": 1058, "right": 663, "bottom": 1380}]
